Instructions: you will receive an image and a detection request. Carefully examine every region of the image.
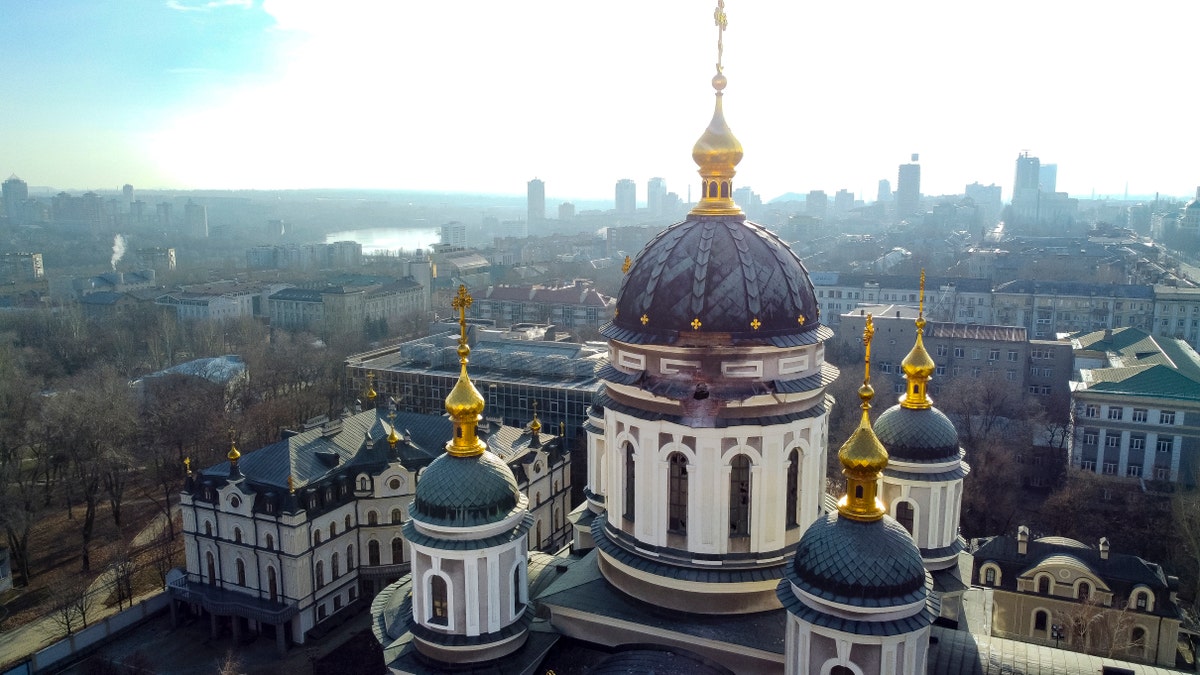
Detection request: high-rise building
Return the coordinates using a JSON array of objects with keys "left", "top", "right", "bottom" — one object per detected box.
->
[
  {"left": 122, "top": 184, "right": 133, "bottom": 212},
  {"left": 558, "top": 201, "right": 575, "bottom": 221},
  {"left": 184, "top": 200, "right": 208, "bottom": 238},
  {"left": 440, "top": 221, "right": 466, "bottom": 248},
  {"left": 877, "top": 178, "right": 892, "bottom": 203},
  {"left": 896, "top": 155, "right": 921, "bottom": 219},
  {"left": 965, "top": 182, "right": 1003, "bottom": 225},
  {"left": 833, "top": 188, "right": 854, "bottom": 214},
  {"left": 3, "top": 175, "right": 29, "bottom": 223},
  {"left": 1013, "top": 151, "right": 1040, "bottom": 193},
  {"left": 527, "top": 178, "right": 545, "bottom": 224},
  {"left": 614, "top": 178, "right": 636, "bottom": 215},
  {"left": 806, "top": 189, "right": 827, "bottom": 219},
  {"left": 1039, "top": 163, "right": 1057, "bottom": 193},
  {"left": 646, "top": 177, "right": 666, "bottom": 217},
  {"left": 156, "top": 202, "right": 172, "bottom": 229}
]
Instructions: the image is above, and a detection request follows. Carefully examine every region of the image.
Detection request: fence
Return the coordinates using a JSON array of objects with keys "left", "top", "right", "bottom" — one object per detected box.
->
[{"left": 14, "top": 592, "right": 168, "bottom": 674}]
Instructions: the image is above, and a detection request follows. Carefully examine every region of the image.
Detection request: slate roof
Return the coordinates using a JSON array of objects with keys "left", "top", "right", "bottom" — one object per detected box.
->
[
  {"left": 972, "top": 534, "right": 1180, "bottom": 619},
  {"left": 411, "top": 451, "right": 522, "bottom": 527},
  {"left": 589, "top": 649, "right": 734, "bottom": 675},
  {"left": 789, "top": 513, "right": 929, "bottom": 608},
  {"left": 874, "top": 404, "right": 965, "bottom": 464},
  {"left": 199, "top": 408, "right": 444, "bottom": 491},
  {"left": 606, "top": 214, "right": 821, "bottom": 344},
  {"left": 149, "top": 355, "right": 247, "bottom": 385},
  {"left": 926, "top": 322, "right": 1027, "bottom": 342}
]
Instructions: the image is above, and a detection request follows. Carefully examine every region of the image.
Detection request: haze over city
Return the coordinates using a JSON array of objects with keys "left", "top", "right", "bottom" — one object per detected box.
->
[{"left": 4, "top": 0, "right": 1199, "bottom": 201}]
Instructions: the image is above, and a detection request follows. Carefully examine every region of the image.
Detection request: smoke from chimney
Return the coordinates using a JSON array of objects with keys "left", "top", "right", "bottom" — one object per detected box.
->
[{"left": 111, "top": 234, "right": 126, "bottom": 271}]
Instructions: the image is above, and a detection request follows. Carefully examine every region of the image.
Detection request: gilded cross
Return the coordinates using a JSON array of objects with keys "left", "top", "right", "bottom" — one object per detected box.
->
[
  {"left": 641, "top": 314, "right": 649, "bottom": 326},
  {"left": 714, "top": 0, "right": 728, "bottom": 74},
  {"left": 919, "top": 269, "right": 926, "bottom": 317},
  {"left": 797, "top": 314, "right": 806, "bottom": 325},
  {"left": 451, "top": 284, "right": 473, "bottom": 343},
  {"left": 184, "top": 456, "right": 191, "bottom": 473},
  {"left": 691, "top": 317, "right": 702, "bottom": 330},
  {"left": 750, "top": 317, "right": 761, "bottom": 330},
  {"left": 622, "top": 256, "right": 632, "bottom": 274},
  {"left": 287, "top": 475, "right": 295, "bottom": 494},
  {"left": 863, "top": 314, "right": 875, "bottom": 384}
]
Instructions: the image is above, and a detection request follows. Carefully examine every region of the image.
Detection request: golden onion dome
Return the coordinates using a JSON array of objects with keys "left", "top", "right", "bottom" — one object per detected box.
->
[
  {"left": 227, "top": 440, "right": 241, "bottom": 462},
  {"left": 530, "top": 414, "right": 541, "bottom": 434},
  {"left": 692, "top": 76, "right": 743, "bottom": 176},
  {"left": 838, "top": 384, "right": 888, "bottom": 474},
  {"left": 445, "top": 351, "right": 485, "bottom": 421},
  {"left": 901, "top": 316, "right": 936, "bottom": 380}
]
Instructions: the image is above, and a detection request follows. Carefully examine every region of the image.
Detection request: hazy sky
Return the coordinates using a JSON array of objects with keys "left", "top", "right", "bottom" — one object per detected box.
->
[{"left": 3, "top": 1, "right": 1198, "bottom": 202}]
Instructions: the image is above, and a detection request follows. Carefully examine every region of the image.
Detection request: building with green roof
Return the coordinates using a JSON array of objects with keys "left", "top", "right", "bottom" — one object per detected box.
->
[{"left": 1070, "top": 326, "right": 1200, "bottom": 486}]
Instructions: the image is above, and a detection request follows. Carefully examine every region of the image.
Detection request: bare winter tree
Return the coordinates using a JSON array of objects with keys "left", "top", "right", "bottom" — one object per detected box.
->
[
  {"left": 1053, "top": 595, "right": 1142, "bottom": 660},
  {"left": 48, "top": 576, "right": 93, "bottom": 637}
]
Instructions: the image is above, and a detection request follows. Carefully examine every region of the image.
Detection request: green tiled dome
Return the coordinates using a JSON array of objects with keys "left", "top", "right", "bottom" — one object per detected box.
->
[
  {"left": 790, "top": 513, "right": 927, "bottom": 607},
  {"left": 413, "top": 451, "right": 520, "bottom": 527},
  {"left": 873, "top": 404, "right": 960, "bottom": 462}
]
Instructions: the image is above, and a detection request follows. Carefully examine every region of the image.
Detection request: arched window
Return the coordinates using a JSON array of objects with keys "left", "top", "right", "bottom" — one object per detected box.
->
[
  {"left": 368, "top": 511, "right": 378, "bottom": 526},
  {"left": 236, "top": 558, "right": 246, "bottom": 586},
  {"left": 329, "top": 522, "right": 336, "bottom": 537},
  {"left": 1033, "top": 609, "right": 1048, "bottom": 634},
  {"left": 233, "top": 527, "right": 242, "bottom": 543},
  {"left": 668, "top": 452, "right": 688, "bottom": 534},
  {"left": 347, "top": 544, "right": 354, "bottom": 570},
  {"left": 332, "top": 553, "right": 340, "bottom": 579},
  {"left": 831, "top": 667, "right": 855, "bottom": 675},
  {"left": 392, "top": 537, "right": 404, "bottom": 564},
  {"left": 984, "top": 567, "right": 996, "bottom": 585},
  {"left": 345, "top": 515, "right": 351, "bottom": 531},
  {"left": 1131, "top": 627, "right": 1147, "bottom": 655},
  {"left": 430, "top": 576, "right": 448, "bottom": 625},
  {"left": 266, "top": 534, "right": 274, "bottom": 551},
  {"left": 536, "top": 492, "right": 542, "bottom": 506},
  {"left": 1136, "top": 591, "right": 1148, "bottom": 610},
  {"left": 316, "top": 561, "right": 325, "bottom": 589},
  {"left": 1038, "top": 576, "right": 1051, "bottom": 594},
  {"left": 1078, "top": 581, "right": 1091, "bottom": 601},
  {"left": 896, "top": 501, "right": 915, "bottom": 535},
  {"left": 205, "top": 522, "right": 212, "bottom": 537},
  {"left": 786, "top": 449, "right": 799, "bottom": 527},
  {"left": 368, "top": 540, "right": 380, "bottom": 566},
  {"left": 513, "top": 566, "right": 522, "bottom": 616},
  {"left": 729, "top": 455, "right": 751, "bottom": 536},
  {"left": 623, "top": 444, "right": 636, "bottom": 521},
  {"left": 358, "top": 476, "right": 370, "bottom": 491},
  {"left": 268, "top": 566, "right": 278, "bottom": 602},
  {"left": 313, "top": 531, "right": 322, "bottom": 546},
  {"left": 391, "top": 508, "right": 402, "bottom": 524},
  {"left": 206, "top": 551, "right": 216, "bottom": 586}
]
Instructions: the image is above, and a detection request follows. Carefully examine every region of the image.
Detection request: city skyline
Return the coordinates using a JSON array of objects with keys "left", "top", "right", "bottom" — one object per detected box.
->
[{"left": 3, "top": 1, "right": 1199, "bottom": 202}]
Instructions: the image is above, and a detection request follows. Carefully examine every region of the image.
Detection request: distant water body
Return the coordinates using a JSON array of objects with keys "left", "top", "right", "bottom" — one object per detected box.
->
[{"left": 325, "top": 227, "right": 439, "bottom": 255}]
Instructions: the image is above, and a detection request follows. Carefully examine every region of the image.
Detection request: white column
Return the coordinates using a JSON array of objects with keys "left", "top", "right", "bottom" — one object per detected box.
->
[
  {"left": 487, "top": 553, "right": 501, "bottom": 632},
  {"left": 464, "top": 557, "right": 479, "bottom": 636}
]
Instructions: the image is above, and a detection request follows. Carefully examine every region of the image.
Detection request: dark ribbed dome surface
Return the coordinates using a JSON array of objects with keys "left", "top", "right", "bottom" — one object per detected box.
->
[
  {"left": 605, "top": 215, "right": 819, "bottom": 344},
  {"left": 873, "top": 404, "right": 961, "bottom": 462},
  {"left": 412, "top": 451, "right": 519, "bottom": 527},
  {"left": 790, "top": 513, "right": 927, "bottom": 607}
]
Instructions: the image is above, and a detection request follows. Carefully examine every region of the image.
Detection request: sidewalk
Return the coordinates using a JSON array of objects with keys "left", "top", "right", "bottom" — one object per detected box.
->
[{"left": 0, "top": 507, "right": 178, "bottom": 670}]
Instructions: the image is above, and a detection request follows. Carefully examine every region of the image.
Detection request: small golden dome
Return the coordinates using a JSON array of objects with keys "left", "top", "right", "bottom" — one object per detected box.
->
[
  {"left": 839, "top": 388, "right": 888, "bottom": 477},
  {"left": 445, "top": 366, "right": 485, "bottom": 420},
  {"left": 901, "top": 317, "right": 936, "bottom": 380},
  {"left": 227, "top": 441, "right": 241, "bottom": 462},
  {"left": 692, "top": 93, "right": 743, "bottom": 174},
  {"left": 530, "top": 415, "right": 541, "bottom": 434}
]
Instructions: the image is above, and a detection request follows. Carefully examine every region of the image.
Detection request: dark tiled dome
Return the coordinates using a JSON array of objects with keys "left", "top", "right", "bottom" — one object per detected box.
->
[
  {"left": 604, "top": 215, "right": 819, "bottom": 345},
  {"left": 790, "top": 513, "right": 927, "bottom": 607},
  {"left": 873, "top": 404, "right": 961, "bottom": 462},
  {"left": 412, "top": 451, "right": 519, "bottom": 527}
]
